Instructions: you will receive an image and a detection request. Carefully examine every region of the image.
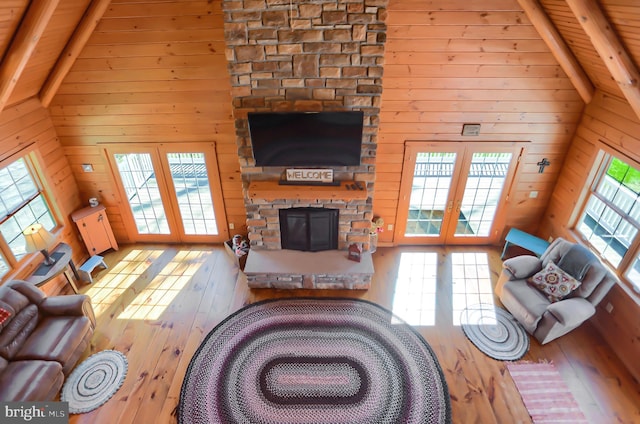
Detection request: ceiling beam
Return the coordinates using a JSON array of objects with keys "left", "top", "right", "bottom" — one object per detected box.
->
[
  {"left": 40, "top": 0, "right": 112, "bottom": 108},
  {"left": 0, "top": 0, "right": 60, "bottom": 113},
  {"left": 565, "top": 0, "right": 640, "bottom": 120},
  {"left": 517, "top": 0, "right": 594, "bottom": 104}
]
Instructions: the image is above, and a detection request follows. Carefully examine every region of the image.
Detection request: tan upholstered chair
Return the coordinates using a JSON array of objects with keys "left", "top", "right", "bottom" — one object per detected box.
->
[{"left": 495, "top": 237, "right": 616, "bottom": 344}]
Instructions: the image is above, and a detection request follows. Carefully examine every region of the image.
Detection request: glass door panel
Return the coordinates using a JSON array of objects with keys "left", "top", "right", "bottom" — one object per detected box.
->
[
  {"left": 406, "top": 152, "right": 456, "bottom": 237},
  {"left": 166, "top": 153, "right": 218, "bottom": 236},
  {"left": 114, "top": 153, "right": 170, "bottom": 235},
  {"left": 395, "top": 143, "right": 465, "bottom": 244},
  {"left": 456, "top": 152, "right": 512, "bottom": 237},
  {"left": 158, "top": 143, "right": 228, "bottom": 243}
]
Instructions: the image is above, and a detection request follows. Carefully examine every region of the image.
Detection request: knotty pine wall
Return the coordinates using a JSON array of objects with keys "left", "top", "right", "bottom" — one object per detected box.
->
[
  {"left": 541, "top": 90, "right": 640, "bottom": 382},
  {"left": 375, "top": 0, "right": 585, "bottom": 244},
  {"left": 48, "top": 0, "right": 242, "bottom": 243},
  {"left": 0, "top": 99, "right": 84, "bottom": 294}
]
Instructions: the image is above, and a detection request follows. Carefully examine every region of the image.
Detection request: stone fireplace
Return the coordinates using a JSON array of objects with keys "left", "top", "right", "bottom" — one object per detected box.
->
[{"left": 222, "top": 0, "right": 388, "bottom": 288}]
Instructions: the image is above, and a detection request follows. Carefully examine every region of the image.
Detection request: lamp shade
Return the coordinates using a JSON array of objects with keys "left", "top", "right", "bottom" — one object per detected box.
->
[{"left": 23, "top": 223, "right": 55, "bottom": 253}]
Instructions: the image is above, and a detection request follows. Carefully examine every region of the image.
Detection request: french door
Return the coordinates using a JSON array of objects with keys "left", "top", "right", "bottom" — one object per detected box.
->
[
  {"left": 106, "top": 142, "right": 229, "bottom": 243},
  {"left": 395, "top": 142, "right": 521, "bottom": 245}
]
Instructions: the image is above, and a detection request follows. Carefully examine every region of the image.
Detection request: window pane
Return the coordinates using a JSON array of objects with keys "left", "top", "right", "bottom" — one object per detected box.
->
[
  {"left": 458, "top": 152, "right": 511, "bottom": 237},
  {"left": 0, "top": 153, "right": 55, "bottom": 264},
  {"left": 406, "top": 152, "right": 456, "bottom": 237},
  {"left": 607, "top": 157, "right": 640, "bottom": 193},
  {"left": 0, "top": 195, "right": 55, "bottom": 260},
  {"left": 0, "top": 158, "right": 38, "bottom": 216},
  {"left": 599, "top": 159, "right": 640, "bottom": 216},
  {"left": 578, "top": 196, "right": 636, "bottom": 266},
  {"left": 577, "top": 153, "right": 640, "bottom": 290},
  {"left": 114, "top": 153, "right": 170, "bottom": 234},
  {"left": 0, "top": 254, "right": 8, "bottom": 278},
  {"left": 167, "top": 153, "right": 218, "bottom": 235},
  {"left": 624, "top": 256, "right": 640, "bottom": 293}
]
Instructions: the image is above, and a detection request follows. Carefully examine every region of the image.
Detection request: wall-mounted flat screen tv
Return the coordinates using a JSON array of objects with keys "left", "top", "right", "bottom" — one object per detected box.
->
[{"left": 248, "top": 111, "right": 364, "bottom": 167}]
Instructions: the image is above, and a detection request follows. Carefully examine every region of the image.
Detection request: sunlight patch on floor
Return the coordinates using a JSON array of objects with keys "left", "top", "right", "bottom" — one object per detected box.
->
[
  {"left": 451, "top": 252, "right": 495, "bottom": 326},
  {"left": 85, "top": 249, "right": 164, "bottom": 318},
  {"left": 392, "top": 252, "right": 438, "bottom": 326},
  {"left": 117, "top": 250, "right": 210, "bottom": 320}
]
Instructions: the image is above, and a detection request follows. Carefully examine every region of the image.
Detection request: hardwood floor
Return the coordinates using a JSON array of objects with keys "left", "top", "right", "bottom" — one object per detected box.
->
[{"left": 67, "top": 244, "right": 640, "bottom": 423}]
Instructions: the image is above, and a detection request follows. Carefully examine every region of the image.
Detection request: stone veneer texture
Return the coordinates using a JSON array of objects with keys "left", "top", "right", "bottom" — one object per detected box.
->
[{"left": 222, "top": 0, "right": 388, "bottom": 251}]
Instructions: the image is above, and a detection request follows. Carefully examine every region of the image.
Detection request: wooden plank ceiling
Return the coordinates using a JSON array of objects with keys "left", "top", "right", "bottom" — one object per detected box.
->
[
  {"left": 542, "top": 0, "right": 638, "bottom": 100},
  {"left": 1, "top": 0, "right": 640, "bottom": 117},
  {"left": 0, "top": 0, "right": 93, "bottom": 110}
]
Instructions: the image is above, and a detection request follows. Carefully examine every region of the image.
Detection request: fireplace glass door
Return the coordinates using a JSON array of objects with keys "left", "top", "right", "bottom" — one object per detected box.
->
[{"left": 280, "top": 208, "right": 338, "bottom": 251}]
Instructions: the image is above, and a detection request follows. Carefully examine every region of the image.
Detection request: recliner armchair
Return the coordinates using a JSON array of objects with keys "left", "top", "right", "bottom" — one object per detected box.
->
[
  {"left": 495, "top": 237, "right": 616, "bottom": 344},
  {"left": 0, "top": 280, "right": 95, "bottom": 401}
]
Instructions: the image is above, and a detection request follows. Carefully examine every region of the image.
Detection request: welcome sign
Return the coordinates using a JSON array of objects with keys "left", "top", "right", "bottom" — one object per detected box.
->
[{"left": 285, "top": 169, "right": 333, "bottom": 183}]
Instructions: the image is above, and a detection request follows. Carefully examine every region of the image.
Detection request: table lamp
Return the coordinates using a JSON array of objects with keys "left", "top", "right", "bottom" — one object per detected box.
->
[{"left": 23, "top": 223, "right": 56, "bottom": 266}]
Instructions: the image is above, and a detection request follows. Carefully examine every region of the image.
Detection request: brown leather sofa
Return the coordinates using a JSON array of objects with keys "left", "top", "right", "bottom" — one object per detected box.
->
[{"left": 0, "top": 280, "right": 95, "bottom": 401}]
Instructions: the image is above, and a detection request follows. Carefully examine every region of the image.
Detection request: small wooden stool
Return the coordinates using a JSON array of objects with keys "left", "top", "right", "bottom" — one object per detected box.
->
[{"left": 78, "top": 255, "right": 107, "bottom": 283}]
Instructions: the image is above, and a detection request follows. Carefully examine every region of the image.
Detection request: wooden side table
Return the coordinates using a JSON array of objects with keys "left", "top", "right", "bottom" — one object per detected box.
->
[{"left": 26, "top": 243, "right": 80, "bottom": 293}]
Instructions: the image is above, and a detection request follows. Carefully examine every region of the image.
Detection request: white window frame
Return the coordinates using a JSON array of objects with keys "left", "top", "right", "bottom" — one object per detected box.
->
[
  {"left": 573, "top": 149, "right": 640, "bottom": 294},
  {"left": 0, "top": 150, "right": 59, "bottom": 280}
]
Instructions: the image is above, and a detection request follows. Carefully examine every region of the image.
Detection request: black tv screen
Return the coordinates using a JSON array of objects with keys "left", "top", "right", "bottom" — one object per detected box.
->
[{"left": 248, "top": 111, "right": 363, "bottom": 167}]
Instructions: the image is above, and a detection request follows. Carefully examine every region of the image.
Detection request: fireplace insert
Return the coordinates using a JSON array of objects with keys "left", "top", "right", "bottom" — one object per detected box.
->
[{"left": 279, "top": 207, "right": 338, "bottom": 251}]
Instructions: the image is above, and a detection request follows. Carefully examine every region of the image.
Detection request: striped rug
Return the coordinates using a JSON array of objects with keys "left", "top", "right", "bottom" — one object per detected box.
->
[
  {"left": 507, "top": 362, "right": 588, "bottom": 423},
  {"left": 179, "top": 297, "right": 451, "bottom": 423}
]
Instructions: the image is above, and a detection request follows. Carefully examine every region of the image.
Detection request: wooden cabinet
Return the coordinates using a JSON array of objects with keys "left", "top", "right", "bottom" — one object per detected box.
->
[{"left": 71, "top": 204, "right": 119, "bottom": 255}]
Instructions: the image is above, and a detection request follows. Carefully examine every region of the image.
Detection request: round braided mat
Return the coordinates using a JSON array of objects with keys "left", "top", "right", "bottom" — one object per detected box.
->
[
  {"left": 179, "top": 298, "right": 451, "bottom": 424},
  {"left": 460, "top": 304, "right": 529, "bottom": 361},
  {"left": 61, "top": 350, "right": 127, "bottom": 414}
]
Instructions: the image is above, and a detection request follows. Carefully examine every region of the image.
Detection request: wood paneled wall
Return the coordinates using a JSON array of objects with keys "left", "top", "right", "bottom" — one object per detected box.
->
[
  {"left": 48, "top": 0, "right": 243, "bottom": 242},
  {"left": 542, "top": 90, "right": 640, "bottom": 382},
  {"left": 375, "top": 0, "right": 585, "bottom": 243},
  {"left": 0, "top": 98, "right": 83, "bottom": 294}
]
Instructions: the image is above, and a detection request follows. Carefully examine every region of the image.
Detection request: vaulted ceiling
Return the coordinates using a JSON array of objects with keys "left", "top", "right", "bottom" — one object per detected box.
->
[
  {"left": 1, "top": 0, "right": 640, "bottom": 118},
  {"left": 542, "top": 0, "right": 640, "bottom": 99}
]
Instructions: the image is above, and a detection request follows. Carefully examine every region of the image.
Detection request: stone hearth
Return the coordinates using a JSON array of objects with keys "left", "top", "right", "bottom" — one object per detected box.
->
[{"left": 244, "top": 249, "right": 373, "bottom": 289}]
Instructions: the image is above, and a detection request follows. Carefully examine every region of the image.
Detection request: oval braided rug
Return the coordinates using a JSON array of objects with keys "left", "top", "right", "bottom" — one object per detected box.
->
[
  {"left": 61, "top": 350, "right": 128, "bottom": 414},
  {"left": 460, "top": 304, "right": 529, "bottom": 361},
  {"left": 179, "top": 298, "right": 451, "bottom": 424}
]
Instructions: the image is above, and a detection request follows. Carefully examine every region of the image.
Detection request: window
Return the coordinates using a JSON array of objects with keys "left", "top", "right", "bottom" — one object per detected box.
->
[
  {"left": 575, "top": 154, "right": 640, "bottom": 293},
  {"left": 0, "top": 154, "right": 56, "bottom": 279}
]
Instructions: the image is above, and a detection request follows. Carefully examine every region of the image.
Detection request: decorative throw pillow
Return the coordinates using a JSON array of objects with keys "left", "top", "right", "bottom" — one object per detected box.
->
[{"left": 528, "top": 261, "right": 582, "bottom": 303}]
